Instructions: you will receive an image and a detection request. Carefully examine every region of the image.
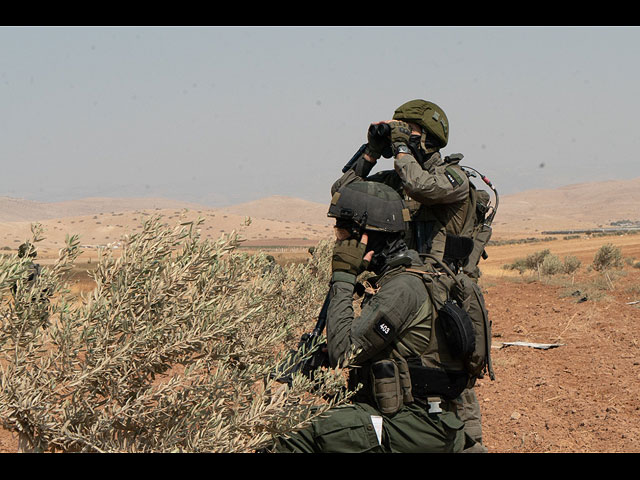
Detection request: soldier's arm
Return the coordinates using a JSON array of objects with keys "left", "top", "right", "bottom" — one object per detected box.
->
[
  {"left": 326, "top": 275, "right": 426, "bottom": 367},
  {"left": 394, "top": 153, "right": 469, "bottom": 205}
]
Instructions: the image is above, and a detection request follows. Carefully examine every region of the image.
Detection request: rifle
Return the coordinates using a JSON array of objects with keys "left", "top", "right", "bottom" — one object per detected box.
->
[
  {"left": 272, "top": 288, "right": 332, "bottom": 385},
  {"left": 341, "top": 136, "right": 393, "bottom": 174},
  {"left": 273, "top": 216, "right": 371, "bottom": 386},
  {"left": 342, "top": 143, "right": 368, "bottom": 173}
]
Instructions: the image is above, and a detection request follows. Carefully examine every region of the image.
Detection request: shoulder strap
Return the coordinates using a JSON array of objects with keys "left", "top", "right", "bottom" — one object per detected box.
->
[{"left": 421, "top": 254, "right": 464, "bottom": 291}]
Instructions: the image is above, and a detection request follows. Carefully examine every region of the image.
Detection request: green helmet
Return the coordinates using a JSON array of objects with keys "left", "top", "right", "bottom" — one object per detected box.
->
[
  {"left": 393, "top": 99, "right": 449, "bottom": 148},
  {"left": 328, "top": 181, "right": 409, "bottom": 233}
]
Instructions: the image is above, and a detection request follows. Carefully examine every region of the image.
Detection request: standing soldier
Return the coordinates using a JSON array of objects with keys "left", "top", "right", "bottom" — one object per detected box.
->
[{"left": 332, "top": 99, "right": 494, "bottom": 452}]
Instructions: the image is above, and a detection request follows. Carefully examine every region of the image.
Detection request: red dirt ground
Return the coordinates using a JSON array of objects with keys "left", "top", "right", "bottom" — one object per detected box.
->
[{"left": 478, "top": 268, "right": 640, "bottom": 453}]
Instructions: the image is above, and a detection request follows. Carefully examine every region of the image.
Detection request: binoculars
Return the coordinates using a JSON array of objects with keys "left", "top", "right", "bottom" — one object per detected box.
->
[
  {"left": 369, "top": 123, "right": 393, "bottom": 158},
  {"left": 341, "top": 123, "right": 394, "bottom": 173},
  {"left": 368, "top": 122, "right": 391, "bottom": 139}
]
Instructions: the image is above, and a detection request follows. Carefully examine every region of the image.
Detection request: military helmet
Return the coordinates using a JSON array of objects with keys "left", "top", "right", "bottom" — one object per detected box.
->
[
  {"left": 393, "top": 99, "right": 449, "bottom": 148},
  {"left": 328, "top": 181, "right": 409, "bottom": 233},
  {"left": 18, "top": 242, "right": 36, "bottom": 258}
]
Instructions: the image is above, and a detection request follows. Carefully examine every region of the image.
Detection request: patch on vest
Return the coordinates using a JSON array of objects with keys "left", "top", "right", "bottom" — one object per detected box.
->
[
  {"left": 444, "top": 166, "right": 463, "bottom": 188},
  {"left": 374, "top": 316, "right": 395, "bottom": 340}
]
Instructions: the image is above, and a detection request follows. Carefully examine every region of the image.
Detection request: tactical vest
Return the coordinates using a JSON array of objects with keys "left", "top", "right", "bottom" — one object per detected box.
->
[
  {"left": 349, "top": 256, "right": 494, "bottom": 415},
  {"left": 405, "top": 160, "right": 495, "bottom": 281},
  {"left": 403, "top": 156, "right": 475, "bottom": 259}
]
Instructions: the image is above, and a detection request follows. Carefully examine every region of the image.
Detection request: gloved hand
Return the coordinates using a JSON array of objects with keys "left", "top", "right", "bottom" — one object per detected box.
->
[
  {"left": 388, "top": 120, "right": 412, "bottom": 145},
  {"left": 331, "top": 238, "right": 371, "bottom": 284}
]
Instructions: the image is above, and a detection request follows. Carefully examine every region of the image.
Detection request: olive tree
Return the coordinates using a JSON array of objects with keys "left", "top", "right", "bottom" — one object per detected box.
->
[{"left": 0, "top": 217, "right": 352, "bottom": 452}]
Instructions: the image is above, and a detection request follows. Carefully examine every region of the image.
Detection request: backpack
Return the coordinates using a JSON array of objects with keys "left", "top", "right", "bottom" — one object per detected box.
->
[
  {"left": 459, "top": 165, "right": 499, "bottom": 279},
  {"left": 406, "top": 254, "right": 495, "bottom": 387}
]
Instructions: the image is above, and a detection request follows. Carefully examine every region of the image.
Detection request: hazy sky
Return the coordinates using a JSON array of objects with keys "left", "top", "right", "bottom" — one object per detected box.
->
[{"left": 2, "top": 26, "right": 639, "bottom": 206}]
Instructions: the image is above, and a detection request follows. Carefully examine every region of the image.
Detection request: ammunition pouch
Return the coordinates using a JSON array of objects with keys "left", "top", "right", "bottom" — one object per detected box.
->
[
  {"left": 368, "top": 357, "right": 414, "bottom": 415},
  {"left": 464, "top": 223, "right": 493, "bottom": 278},
  {"left": 370, "top": 360, "right": 403, "bottom": 415},
  {"left": 443, "top": 234, "right": 474, "bottom": 262},
  {"left": 350, "top": 356, "right": 413, "bottom": 415}
]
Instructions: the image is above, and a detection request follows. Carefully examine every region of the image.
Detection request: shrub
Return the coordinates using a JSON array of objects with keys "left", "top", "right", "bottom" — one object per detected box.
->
[
  {"left": 0, "top": 217, "right": 350, "bottom": 452},
  {"left": 502, "top": 258, "right": 528, "bottom": 274},
  {"left": 504, "top": 250, "right": 581, "bottom": 276},
  {"left": 503, "top": 249, "right": 553, "bottom": 274},
  {"left": 525, "top": 249, "right": 551, "bottom": 271},
  {"left": 592, "top": 243, "right": 624, "bottom": 271},
  {"left": 562, "top": 255, "right": 582, "bottom": 274},
  {"left": 540, "top": 254, "right": 562, "bottom": 275}
]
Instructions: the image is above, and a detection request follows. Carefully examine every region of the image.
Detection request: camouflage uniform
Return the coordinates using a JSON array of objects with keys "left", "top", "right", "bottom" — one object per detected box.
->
[
  {"left": 330, "top": 100, "right": 489, "bottom": 452},
  {"left": 273, "top": 182, "right": 469, "bottom": 453},
  {"left": 274, "top": 252, "right": 467, "bottom": 453}
]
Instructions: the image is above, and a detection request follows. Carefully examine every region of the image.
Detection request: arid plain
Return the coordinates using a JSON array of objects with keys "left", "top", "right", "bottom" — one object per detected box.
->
[{"left": 1, "top": 176, "right": 640, "bottom": 453}]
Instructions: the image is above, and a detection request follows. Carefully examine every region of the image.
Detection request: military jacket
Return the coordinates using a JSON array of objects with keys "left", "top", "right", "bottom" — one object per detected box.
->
[
  {"left": 326, "top": 250, "right": 471, "bottom": 412},
  {"left": 326, "top": 253, "right": 433, "bottom": 410},
  {"left": 326, "top": 257, "right": 431, "bottom": 369}
]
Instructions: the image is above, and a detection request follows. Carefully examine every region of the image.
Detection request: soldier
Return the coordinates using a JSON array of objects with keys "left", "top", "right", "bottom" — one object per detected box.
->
[
  {"left": 332, "top": 99, "right": 492, "bottom": 452},
  {"left": 333, "top": 100, "right": 477, "bottom": 262},
  {"left": 12, "top": 243, "right": 41, "bottom": 292},
  {"left": 12, "top": 242, "right": 49, "bottom": 328},
  {"left": 273, "top": 181, "right": 475, "bottom": 453}
]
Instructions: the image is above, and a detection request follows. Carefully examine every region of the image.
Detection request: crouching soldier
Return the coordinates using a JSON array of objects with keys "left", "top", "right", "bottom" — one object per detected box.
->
[{"left": 272, "top": 182, "right": 480, "bottom": 453}]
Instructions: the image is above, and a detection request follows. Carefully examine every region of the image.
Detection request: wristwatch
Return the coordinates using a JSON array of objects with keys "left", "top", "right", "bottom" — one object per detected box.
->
[{"left": 392, "top": 142, "right": 411, "bottom": 156}]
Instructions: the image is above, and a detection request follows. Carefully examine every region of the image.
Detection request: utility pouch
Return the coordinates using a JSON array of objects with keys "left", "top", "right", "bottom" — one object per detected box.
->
[
  {"left": 408, "top": 361, "right": 469, "bottom": 401},
  {"left": 370, "top": 360, "right": 403, "bottom": 415},
  {"left": 465, "top": 224, "right": 493, "bottom": 275},
  {"left": 395, "top": 355, "right": 414, "bottom": 405},
  {"left": 438, "top": 300, "right": 476, "bottom": 360}
]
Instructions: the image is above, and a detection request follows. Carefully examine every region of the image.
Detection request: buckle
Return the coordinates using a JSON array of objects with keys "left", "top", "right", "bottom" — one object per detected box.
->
[{"left": 427, "top": 396, "right": 442, "bottom": 414}]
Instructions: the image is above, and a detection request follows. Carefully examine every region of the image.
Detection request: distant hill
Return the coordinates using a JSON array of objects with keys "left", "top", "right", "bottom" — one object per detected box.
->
[
  {"left": 0, "top": 195, "right": 333, "bottom": 254},
  {"left": 493, "top": 177, "right": 640, "bottom": 237},
  {"left": 218, "top": 195, "right": 332, "bottom": 225},
  {"left": 1, "top": 177, "right": 639, "bottom": 252},
  {"left": 0, "top": 197, "right": 208, "bottom": 222}
]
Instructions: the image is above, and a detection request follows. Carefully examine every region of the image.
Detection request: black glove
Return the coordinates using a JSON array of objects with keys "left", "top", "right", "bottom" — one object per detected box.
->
[
  {"left": 331, "top": 239, "right": 370, "bottom": 284},
  {"left": 365, "top": 123, "right": 388, "bottom": 160}
]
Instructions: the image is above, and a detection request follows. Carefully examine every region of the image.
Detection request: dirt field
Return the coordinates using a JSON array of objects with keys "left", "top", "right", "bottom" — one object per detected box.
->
[
  {"left": 475, "top": 234, "right": 640, "bottom": 453},
  {"left": 1, "top": 233, "right": 639, "bottom": 453}
]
